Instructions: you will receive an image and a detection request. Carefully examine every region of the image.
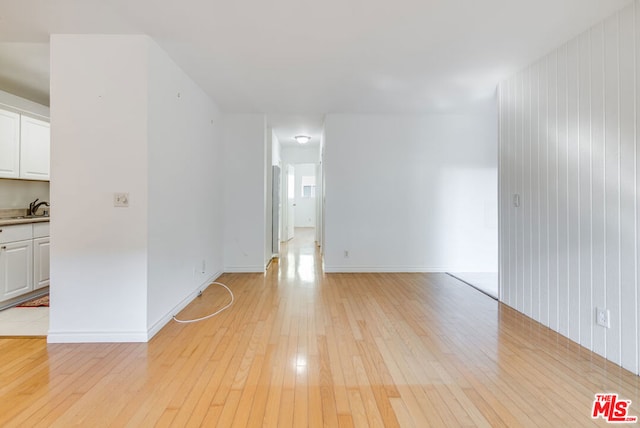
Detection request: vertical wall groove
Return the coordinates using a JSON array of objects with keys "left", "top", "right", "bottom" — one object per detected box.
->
[
  {"left": 549, "top": 51, "right": 561, "bottom": 331},
  {"left": 619, "top": 7, "right": 636, "bottom": 371},
  {"left": 588, "top": 30, "right": 593, "bottom": 349},
  {"left": 499, "top": 1, "right": 639, "bottom": 374},
  {"left": 603, "top": 17, "right": 609, "bottom": 359},
  {"left": 532, "top": 68, "right": 536, "bottom": 314},
  {"left": 529, "top": 67, "right": 534, "bottom": 316},
  {"left": 633, "top": 2, "right": 640, "bottom": 374},
  {"left": 616, "top": 11, "right": 622, "bottom": 366}
]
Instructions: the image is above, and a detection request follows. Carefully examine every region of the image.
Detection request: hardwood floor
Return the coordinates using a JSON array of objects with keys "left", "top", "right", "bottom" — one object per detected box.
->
[{"left": 1, "top": 227, "right": 639, "bottom": 426}]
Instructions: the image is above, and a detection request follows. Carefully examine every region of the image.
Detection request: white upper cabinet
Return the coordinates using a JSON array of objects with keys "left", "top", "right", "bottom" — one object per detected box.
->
[
  {"left": 20, "top": 115, "right": 50, "bottom": 181},
  {"left": 0, "top": 109, "right": 20, "bottom": 179}
]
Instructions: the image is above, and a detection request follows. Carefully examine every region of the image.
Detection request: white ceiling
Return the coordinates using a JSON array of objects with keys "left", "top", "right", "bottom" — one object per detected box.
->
[
  {"left": 0, "top": 0, "right": 631, "bottom": 140},
  {"left": 0, "top": 42, "right": 49, "bottom": 105}
]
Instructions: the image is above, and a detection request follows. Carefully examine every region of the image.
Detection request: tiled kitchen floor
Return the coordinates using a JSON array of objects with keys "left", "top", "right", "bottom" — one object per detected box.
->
[{"left": 0, "top": 307, "right": 49, "bottom": 336}]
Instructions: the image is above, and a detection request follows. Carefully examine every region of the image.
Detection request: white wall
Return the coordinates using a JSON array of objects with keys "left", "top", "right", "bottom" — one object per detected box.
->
[
  {"left": 317, "top": 130, "right": 325, "bottom": 247},
  {"left": 498, "top": 1, "right": 640, "bottom": 375},
  {"left": 272, "top": 130, "right": 281, "bottom": 167},
  {"left": 324, "top": 108, "right": 498, "bottom": 272},
  {"left": 272, "top": 131, "right": 282, "bottom": 252},
  {"left": 50, "top": 35, "right": 225, "bottom": 342},
  {"left": 223, "top": 114, "right": 267, "bottom": 272},
  {"left": 265, "top": 128, "right": 273, "bottom": 264},
  {"left": 294, "top": 163, "right": 316, "bottom": 227},
  {"left": 146, "top": 41, "right": 224, "bottom": 334},
  {"left": 281, "top": 145, "right": 320, "bottom": 165},
  {"left": 50, "top": 35, "right": 150, "bottom": 341}
]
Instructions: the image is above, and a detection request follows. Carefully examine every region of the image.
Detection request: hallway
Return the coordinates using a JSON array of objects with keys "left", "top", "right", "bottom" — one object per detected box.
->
[
  {"left": 278, "top": 227, "right": 320, "bottom": 286},
  {"left": 1, "top": 230, "right": 639, "bottom": 426}
]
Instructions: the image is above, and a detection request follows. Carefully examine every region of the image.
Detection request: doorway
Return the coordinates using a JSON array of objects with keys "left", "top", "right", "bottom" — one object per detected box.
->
[{"left": 282, "top": 163, "right": 317, "bottom": 244}]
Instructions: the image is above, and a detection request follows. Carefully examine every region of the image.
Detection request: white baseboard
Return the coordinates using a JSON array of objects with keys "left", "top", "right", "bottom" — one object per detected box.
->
[
  {"left": 47, "top": 331, "right": 148, "bottom": 343},
  {"left": 223, "top": 266, "right": 265, "bottom": 273},
  {"left": 145, "top": 271, "right": 223, "bottom": 341},
  {"left": 47, "top": 271, "right": 224, "bottom": 344},
  {"left": 323, "top": 266, "right": 450, "bottom": 273}
]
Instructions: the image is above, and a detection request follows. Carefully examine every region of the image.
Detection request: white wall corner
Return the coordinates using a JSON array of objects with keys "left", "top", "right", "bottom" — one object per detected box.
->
[{"left": 146, "top": 271, "right": 224, "bottom": 340}]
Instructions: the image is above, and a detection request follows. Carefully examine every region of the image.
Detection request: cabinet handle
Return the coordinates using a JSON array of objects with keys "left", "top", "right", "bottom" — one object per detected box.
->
[{"left": 0, "top": 246, "right": 5, "bottom": 250}]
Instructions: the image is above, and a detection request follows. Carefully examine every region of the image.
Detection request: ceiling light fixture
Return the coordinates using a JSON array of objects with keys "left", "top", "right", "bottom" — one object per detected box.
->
[{"left": 294, "top": 135, "right": 311, "bottom": 144}]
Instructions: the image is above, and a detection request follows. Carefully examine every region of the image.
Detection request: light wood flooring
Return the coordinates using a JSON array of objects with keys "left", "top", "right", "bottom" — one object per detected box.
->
[{"left": 1, "top": 227, "right": 639, "bottom": 426}]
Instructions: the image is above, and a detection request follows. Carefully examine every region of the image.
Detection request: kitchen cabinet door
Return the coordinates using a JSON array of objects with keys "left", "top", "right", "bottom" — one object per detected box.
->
[
  {"left": 33, "top": 237, "right": 50, "bottom": 290},
  {"left": 0, "top": 240, "right": 33, "bottom": 302},
  {"left": 20, "top": 115, "right": 50, "bottom": 181},
  {"left": 0, "top": 109, "right": 20, "bottom": 179}
]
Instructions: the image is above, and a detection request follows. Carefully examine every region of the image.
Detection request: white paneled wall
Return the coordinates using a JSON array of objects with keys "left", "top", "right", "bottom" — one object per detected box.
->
[{"left": 499, "top": 1, "right": 639, "bottom": 374}]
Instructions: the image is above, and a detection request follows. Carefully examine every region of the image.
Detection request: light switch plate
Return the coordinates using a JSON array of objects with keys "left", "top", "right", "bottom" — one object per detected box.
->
[
  {"left": 114, "top": 193, "right": 129, "bottom": 207},
  {"left": 513, "top": 194, "right": 520, "bottom": 208}
]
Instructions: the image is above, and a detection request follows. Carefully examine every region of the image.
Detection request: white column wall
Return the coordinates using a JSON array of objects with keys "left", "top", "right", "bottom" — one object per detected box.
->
[
  {"left": 50, "top": 35, "right": 226, "bottom": 342},
  {"left": 49, "top": 35, "right": 150, "bottom": 342},
  {"left": 146, "top": 41, "right": 224, "bottom": 335}
]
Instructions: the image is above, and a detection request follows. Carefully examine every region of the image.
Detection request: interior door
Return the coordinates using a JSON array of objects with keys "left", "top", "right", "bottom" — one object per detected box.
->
[{"left": 286, "top": 164, "right": 295, "bottom": 240}]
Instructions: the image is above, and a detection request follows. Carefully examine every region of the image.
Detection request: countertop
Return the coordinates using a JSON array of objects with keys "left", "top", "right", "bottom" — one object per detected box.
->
[{"left": 0, "top": 217, "right": 50, "bottom": 227}]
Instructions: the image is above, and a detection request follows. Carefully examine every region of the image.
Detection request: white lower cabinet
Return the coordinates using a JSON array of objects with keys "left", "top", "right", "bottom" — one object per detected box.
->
[
  {"left": 0, "top": 239, "right": 33, "bottom": 301},
  {"left": 0, "top": 223, "right": 50, "bottom": 303},
  {"left": 33, "top": 237, "right": 50, "bottom": 290}
]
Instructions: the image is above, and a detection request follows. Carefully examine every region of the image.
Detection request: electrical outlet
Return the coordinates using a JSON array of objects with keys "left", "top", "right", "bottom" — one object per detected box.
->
[
  {"left": 344, "top": 250, "right": 349, "bottom": 258},
  {"left": 201, "top": 259, "right": 206, "bottom": 274},
  {"left": 114, "top": 192, "right": 129, "bottom": 207},
  {"left": 596, "top": 307, "right": 610, "bottom": 328}
]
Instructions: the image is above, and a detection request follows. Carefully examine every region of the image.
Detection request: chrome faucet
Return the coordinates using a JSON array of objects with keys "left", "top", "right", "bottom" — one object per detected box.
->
[{"left": 29, "top": 199, "right": 50, "bottom": 216}]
